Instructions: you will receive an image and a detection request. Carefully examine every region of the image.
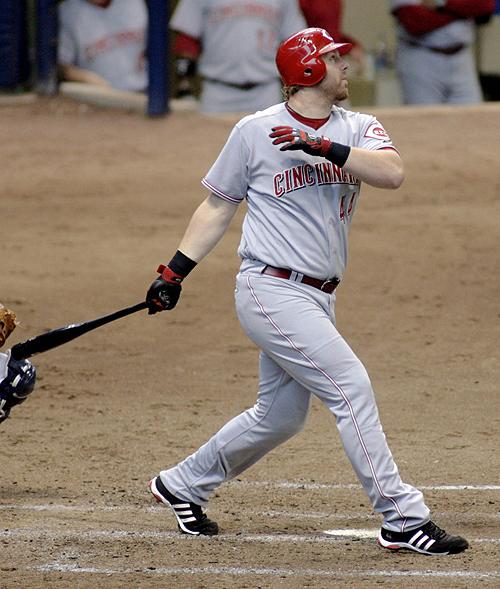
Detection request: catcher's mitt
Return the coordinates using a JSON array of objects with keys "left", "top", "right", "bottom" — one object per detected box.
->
[{"left": 0, "top": 305, "right": 17, "bottom": 348}]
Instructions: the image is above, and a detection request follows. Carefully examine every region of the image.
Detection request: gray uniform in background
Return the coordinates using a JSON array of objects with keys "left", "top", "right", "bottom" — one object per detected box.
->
[
  {"left": 58, "top": 0, "right": 147, "bottom": 92},
  {"left": 390, "top": 0, "right": 483, "bottom": 104},
  {"left": 170, "top": 0, "right": 306, "bottom": 113},
  {"left": 161, "top": 102, "right": 430, "bottom": 533}
]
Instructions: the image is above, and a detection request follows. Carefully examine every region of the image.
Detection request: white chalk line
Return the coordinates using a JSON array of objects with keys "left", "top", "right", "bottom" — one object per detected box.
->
[
  {"left": 2, "top": 527, "right": 499, "bottom": 545},
  {"left": 0, "top": 479, "right": 497, "bottom": 516},
  {"left": 233, "top": 480, "right": 500, "bottom": 491},
  {"left": 0, "top": 528, "right": 338, "bottom": 543},
  {"left": 30, "top": 562, "right": 500, "bottom": 580},
  {"left": 1, "top": 502, "right": 497, "bottom": 522},
  {"left": 262, "top": 509, "right": 499, "bottom": 521}
]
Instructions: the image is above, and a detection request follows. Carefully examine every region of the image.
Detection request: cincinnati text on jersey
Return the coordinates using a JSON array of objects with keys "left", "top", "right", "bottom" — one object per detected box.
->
[{"left": 273, "top": 162, "right": 359, "bottom": 198}]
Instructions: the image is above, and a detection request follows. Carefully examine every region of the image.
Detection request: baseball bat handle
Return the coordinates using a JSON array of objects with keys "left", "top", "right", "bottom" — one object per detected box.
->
[{"left": 10, "top": 301, "right": 149, "bottom": 361}]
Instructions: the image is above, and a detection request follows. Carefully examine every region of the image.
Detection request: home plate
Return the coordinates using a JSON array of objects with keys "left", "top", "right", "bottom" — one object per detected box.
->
[{"left": 323, "top": 529, "right": 378, "bottom": 538}]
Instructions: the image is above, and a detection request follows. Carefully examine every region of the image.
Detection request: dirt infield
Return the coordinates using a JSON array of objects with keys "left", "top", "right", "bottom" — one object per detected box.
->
[{"left": 1, "top": 97, "right": 499, "bottom": 588}]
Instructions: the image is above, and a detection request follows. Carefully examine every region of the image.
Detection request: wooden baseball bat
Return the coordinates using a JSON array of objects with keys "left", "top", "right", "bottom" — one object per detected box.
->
[{"left": 10, "top": 301, "right": 148, "bottom": 361}]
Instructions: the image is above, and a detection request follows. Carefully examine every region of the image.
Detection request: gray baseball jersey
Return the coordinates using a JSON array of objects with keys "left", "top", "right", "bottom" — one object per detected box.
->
[
  {"left": 170, "top": 0, "right": 305, "bottom": 113},
  {"left": 390, "top": 0, "right": 483, "bottom": 104},
  {"left": 202, "top": 102, "right": 395, "bottom": 279},
  {"left": 58, "top": 0, "right": 147, "bottom": 92},
  {"left": 161, "top": 103, "right": 430, "bottom": 533},
  {"left": 391, "top": 0, "right": 475, "bottom": 47},
  {"left": 170, "top": 0, "right": 306, "bottom": 85}
]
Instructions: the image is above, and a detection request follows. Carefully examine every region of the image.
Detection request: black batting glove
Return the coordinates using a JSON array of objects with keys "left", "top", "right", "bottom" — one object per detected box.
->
[
  {"left": 269, "top": 126, "right": 351, "bottom": 167},
  {"left": 174, "top": 57, "right": 197, "bottom": 99},
  {"left": 270, "top": 126, "right": 332, "bottom": 156},
  {"left": 146, "top": 251, "right": 197, "bottom": 315},
  {"left": 146, "top": 264, "right": 183, "bottom": 314}
]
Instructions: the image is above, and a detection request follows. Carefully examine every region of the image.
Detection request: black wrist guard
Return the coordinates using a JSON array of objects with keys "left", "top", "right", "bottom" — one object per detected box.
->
[
  {"left": 168, "top": 250, "right": 197, "bottom": 278},
  {"left": 325, "top": 142, "right": 351, "bottom": 167}
]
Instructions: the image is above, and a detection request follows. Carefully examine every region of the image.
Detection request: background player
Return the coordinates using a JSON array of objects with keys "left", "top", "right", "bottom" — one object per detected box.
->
[
  {"left": 58, "top": 0, "right": 148, "bottom": 92},
  {"left": 145, "top": 28, "right": 469, "bottom": 556},
  {"left": 170, "top": 0, "right": 305, "bottom": 113},
  {"left": 390, "top": 0, "right": 495, "bottom": 104}
]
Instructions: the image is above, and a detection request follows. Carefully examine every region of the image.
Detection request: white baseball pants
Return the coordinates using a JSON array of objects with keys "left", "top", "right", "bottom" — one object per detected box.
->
[{"left": 162, "top": 264, "right": 430, "bottom": 532}]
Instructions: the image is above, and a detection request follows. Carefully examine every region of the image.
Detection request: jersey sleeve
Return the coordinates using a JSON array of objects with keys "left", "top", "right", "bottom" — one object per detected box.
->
[
  {"left": 445, "top": 0, "right": 495, "bottom": 18},
  {"left": 392, "top": 5, "right": 456, "bottom": 36},
  {"left": 173, "top": 32, "right": 202, "bottom": 58},
  {"left": 279, "top": 0, "right": 307, "bottom": 40},
  {"left": 169, "top": 0, "right": 203, "bottom": 39},
  {"left": 202, "top": 125, "right": 249, "bottom": 205},
  {"left": 356, "top": 115, "right": 397, "bottom": 152}
]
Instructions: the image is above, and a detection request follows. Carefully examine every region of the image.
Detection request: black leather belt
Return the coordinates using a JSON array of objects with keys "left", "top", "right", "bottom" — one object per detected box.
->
[
  {"left": 262, "top": 265, "right": 340, "bottom": 294},
  {"left": 402, "top": 39, "right": 466, "bottom": 55},
  {"left": 204, "top": 77, "right": 274, "bottom": 91}
]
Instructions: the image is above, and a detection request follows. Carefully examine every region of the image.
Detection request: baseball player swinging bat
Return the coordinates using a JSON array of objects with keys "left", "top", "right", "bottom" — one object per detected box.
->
[{"left": 0, "top": 301, "right": 148, "bottom": 423}]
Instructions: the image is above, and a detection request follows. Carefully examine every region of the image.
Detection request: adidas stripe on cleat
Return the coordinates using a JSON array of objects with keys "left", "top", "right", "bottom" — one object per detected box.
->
[
  {"left": 148, "top": 476, "right": 219, "bottom": 536},
  {"left": 378, "top": 520, "right": 469, "bottom": 555}
]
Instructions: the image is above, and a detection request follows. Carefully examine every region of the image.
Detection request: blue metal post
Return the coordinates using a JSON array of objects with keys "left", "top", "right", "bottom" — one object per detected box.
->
[
  {"left": 147, "top": 0, "right": 170, "bottom": 117},
  {"left": 0, "top": 0, "right": 30, "bottom": 89},
  {"left": 36, "top": 0, "right": 58, "bottom": 95}
]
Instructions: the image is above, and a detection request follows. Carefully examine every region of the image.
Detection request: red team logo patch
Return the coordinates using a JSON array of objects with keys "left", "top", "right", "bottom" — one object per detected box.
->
[{"left": 364, "top": 123, "right": 390, "bottom": 141}]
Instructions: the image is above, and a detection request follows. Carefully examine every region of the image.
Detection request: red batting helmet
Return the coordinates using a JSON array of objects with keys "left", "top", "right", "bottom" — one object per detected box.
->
[{"left": 276, "top": 28, "right": 352, "bottom": 87}]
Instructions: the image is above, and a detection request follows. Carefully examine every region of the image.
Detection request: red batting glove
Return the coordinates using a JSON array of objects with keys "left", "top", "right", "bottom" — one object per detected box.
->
[{"left": 269, "top": 126, "right": 332, "bottom": 157}]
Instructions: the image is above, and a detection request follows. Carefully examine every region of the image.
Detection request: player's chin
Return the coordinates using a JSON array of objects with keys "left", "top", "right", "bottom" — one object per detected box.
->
[{"left": 335, "top": 88, "right": 349, "bottom": 103}]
